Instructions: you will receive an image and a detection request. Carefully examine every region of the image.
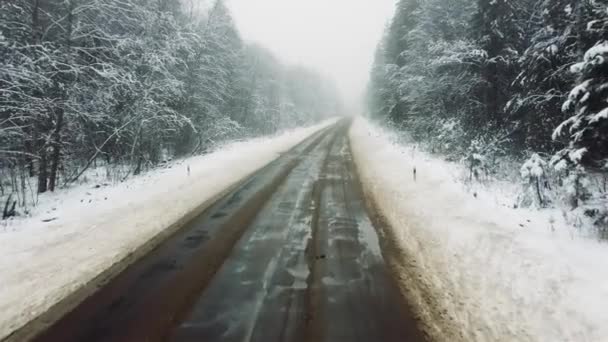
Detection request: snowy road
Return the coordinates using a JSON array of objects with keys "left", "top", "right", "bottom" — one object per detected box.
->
[{"left": 19, "top": 122, "right": 425, "bottom": 342}]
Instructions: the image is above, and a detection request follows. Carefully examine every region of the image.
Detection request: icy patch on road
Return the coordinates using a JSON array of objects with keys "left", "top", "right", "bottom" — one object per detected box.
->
[
  {"left": 0, "top": 119, "right": 335, "bottom": 340},
  {"left": 349, "top": 117, "right": 608, "bottom": 342}
]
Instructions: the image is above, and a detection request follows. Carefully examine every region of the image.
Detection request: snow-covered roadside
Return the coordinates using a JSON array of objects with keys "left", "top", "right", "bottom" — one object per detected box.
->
[
  {"left": 0, "top": 119, "right": 335, "bottom": 340},
  {"left": 350, "top": 117, "right": 608, "bottom": 342}
]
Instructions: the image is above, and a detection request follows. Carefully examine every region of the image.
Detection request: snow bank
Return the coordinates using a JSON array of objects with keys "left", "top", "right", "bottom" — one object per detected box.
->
[
  {"left": 350, "top": 117, "right": 608, "bottom": 342},
  {"left": 0, "top": 119, "right": 335, "bottom": 340}
]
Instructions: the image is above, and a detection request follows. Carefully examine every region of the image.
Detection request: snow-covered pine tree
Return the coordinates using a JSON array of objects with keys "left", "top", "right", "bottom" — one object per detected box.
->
[
  {"left": 507, "top": 0, "right": 580, "bottom": 152},
  {"left": 553, "top": 3, "right": 608, "bottom": 169},
  {"left": 520, "top": 153, "right": 549, "bottom": 207},
  {"left": 470, "top": 0, "right": 527, "bottom": 129},
  {"left": 554, "top": 41, "right": 608, "bottom": 168},
  {"left": 384, "top": 0, "right": 421, "bottom": 67}
]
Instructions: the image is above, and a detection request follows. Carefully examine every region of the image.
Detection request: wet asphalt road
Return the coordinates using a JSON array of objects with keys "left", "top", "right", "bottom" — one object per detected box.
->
[{"left": 19, "top": 122, "right": 426, "bottom": 342}]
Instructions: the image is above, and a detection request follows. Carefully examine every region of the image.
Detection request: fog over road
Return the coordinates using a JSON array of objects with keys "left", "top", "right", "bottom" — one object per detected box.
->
[{"left": 20, "top": 122, "right": 425, "bottom": 342}]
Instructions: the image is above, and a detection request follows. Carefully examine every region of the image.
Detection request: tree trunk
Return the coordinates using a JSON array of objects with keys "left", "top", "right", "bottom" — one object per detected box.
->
[
  {"left": 484, "top": 62, "right": 502, "bottom": 127},
  {"left": 134, "top": 156, "right": 143, "bottom": 176},
  {"left": 32, "top": 0, "right": 41, "bottom": 42},
  {"left": 48, "top": 108, "right": 64, "bottom": 192},
  {"left": 49, "top": 0, "right": 73, "bottom": 191},
  {"left": 535, "top": 177, "right": 544, "bottom": 207},
  {"left": 571, "top": 174, "right": 580, "bottom": 209},
  {"left": 30, "top": 0, "right": 42, "bottom": 182},
  {"left": 24, "top": 135, "right": 35, "bottom": 177},
  {"left": 38, "top": 151, "right": 48, "bottom": 193}
]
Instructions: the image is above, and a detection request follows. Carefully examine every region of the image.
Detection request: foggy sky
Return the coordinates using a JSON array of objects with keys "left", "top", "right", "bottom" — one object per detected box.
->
[{"left": 226, "top": 0, "right": 397, "bottom": 112}]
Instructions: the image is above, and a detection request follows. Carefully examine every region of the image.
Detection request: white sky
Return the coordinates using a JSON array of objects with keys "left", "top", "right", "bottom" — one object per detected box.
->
[{"left": 226, "top": 0, "right": 396, "bottom": 111}]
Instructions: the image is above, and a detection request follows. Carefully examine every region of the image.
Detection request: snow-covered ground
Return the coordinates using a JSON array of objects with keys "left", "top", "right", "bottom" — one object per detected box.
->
[
  {"left": 350, "top": 117, "right": 608, "bottom": 342},
  {"left": 0, "top": 120, "right": 334, "bottom": 340}
]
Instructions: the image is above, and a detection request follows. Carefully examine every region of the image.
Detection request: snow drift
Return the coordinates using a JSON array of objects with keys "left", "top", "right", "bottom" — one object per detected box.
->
[
  {"left": 350, "top": 117, "right": 608, "bottom": 342},
  {"left": 0, "top": 120, "right": 334, "bottom": 340}
]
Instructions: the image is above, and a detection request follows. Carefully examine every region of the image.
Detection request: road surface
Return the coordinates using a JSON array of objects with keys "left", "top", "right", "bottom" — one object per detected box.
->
[{"left": 18, "top": 122, "right": 426, "bottom": 342}]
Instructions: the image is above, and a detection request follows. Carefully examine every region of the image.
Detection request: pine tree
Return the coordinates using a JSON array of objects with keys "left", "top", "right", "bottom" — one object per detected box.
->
[
  {"left": 507, "top": 0, "right": 579, "bottom": 151},
  {"left": 384, "top": 0, "right": 421, "bottom": 67},
  {"left": 552, "top": 3, "right": 608, "bottom": 169},
  {"left": 553, "top": 41, "right": 608, "bottom": 168},
  {"left": 470, "top": 0, "right": 526, "bottom": 129}
]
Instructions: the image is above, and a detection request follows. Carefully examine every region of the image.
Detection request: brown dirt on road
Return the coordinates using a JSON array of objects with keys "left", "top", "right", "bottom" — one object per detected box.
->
[
  {"left": 303, "top": 125, "right": 427, "bottom": 342},
  {"left": 348, "top": 136, "right": 465, "bottom": 342}
]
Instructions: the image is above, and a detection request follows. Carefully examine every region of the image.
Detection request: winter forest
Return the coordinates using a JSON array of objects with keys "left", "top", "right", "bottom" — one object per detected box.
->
[
  {"left": 0, "top": 0, "right": 341, "bottom": 213},
  {"left": 368, "top": 0, "right": 608, "bottom": 233},
  {"left": 2, "top": 0, "right": 608, "bottom": 233},
  {"left": 4, "top": 0, "right": 608, "bottom": 340}
]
